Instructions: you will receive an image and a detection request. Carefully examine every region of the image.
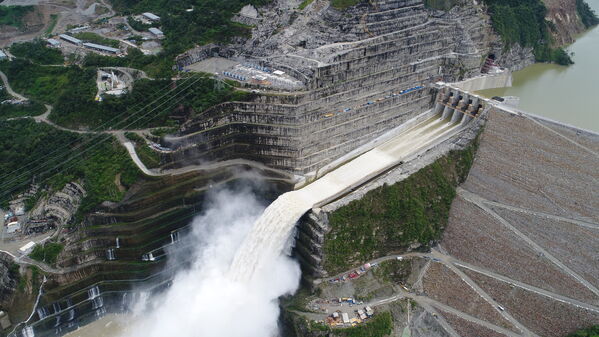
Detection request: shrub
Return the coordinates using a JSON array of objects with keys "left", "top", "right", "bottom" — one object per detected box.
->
[
  {"left": 577, "top": 0, "right": 599, "bottom": 28},
  {"left": 9, "top": 39, "right": 64, "bottom": 65},
  {"left": 29, "top": 242, "right": 63, "bottom": 265}
]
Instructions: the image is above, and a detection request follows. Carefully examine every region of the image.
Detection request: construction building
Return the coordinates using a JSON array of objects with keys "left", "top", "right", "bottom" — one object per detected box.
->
[
  {"left": 47, "top": 38, "right": 61, "bottom": 47},
  {"left": 149, "top": 27, "right": 164, "bottom": 38},
  {"left": 59, "top": 34, "right": 82, "bottom": 45},
  {"left": 143, "top": 12, "right": 160, "bottom": 21},
  {"left": 83, "top": 42, "right": 120, "bottom": 54}
]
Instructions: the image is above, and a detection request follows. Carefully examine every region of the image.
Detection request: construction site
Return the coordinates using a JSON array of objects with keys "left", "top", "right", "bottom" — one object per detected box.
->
[{"left": 1, "top": 0, "right": 598, "bottom": 337}]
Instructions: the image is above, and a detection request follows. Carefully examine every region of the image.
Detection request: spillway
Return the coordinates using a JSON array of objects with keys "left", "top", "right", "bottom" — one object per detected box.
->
[{"left": 229, "top": 112, "right": 465, "bottom": 281}]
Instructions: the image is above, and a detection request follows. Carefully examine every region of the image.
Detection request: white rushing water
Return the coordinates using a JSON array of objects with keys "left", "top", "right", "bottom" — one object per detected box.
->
[
  {"left": 119, "top": 112, "right": 463, "bottom": 337},
  {"left": 229, "top": 114, "right": 460, "bottom": 281}
]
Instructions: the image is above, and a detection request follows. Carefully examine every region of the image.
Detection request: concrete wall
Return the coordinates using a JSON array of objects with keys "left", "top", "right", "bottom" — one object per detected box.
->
[
  {"left": 294, "top": 86, "right": 488, "bottom": 283},
  {"left": 453, "top": 71, "right": 512, "bottom": 92},
  {"left": 166, "top": 1, "right": 496, "bottom": 175}
]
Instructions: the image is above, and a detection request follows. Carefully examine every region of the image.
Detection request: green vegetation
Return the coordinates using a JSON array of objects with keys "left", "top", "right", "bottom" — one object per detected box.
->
[
  {"left": 150, "top": 127, "right": 177, "bottom": 137},
  {"left": 127, "top": 16, "right": 156, "bottom": 31},
  {"left": 45, "top": 14, "right": 59, "bottom": 35},
  {"left": 482, "top": 0, "right": 573, "bottom": 65},
  {"left": 73, "top": 32, "right": 121, "bottom": 48},
  {"left": 372, "top": 259, "right": 411, "bottom": 284},
  {"left": 125, "top": 132, "right": 161, "bottom": 168},
  {"left": 0, "top": 119, "right": 140, "bottom": 212},
  {"left": 9, "top": 39, "right": 64, "bottom": 65},
  {"left": 0, "top": 86, "right": 46, "bottom": 120},
  {"left": 324, "top": 139, "right": 479, "bottom": 274},
  {"left": 82, "top": 48, "right": 173, "bottom": 78},
  {"left": 29, "top": 242, "right": 64, "bottom": 265},
  {"left": 0, "top": 5, "right": 33, "bottom": 28},
  {"left": 0, "top": 101, "right": 46, "bottom": 121},
  {"left": 8, "top": 263, "right": 21, "bottom": 288},
  {"left": 1, "top": 59, "right": 246, "bottom": 130},
  {"left": 330, "top": 0, "right": 361, "bottom": 9},
  {"left": 0, "top": 59, "right": 95, "bottom": 105},
  {"left": 577, "top": 0, "right": 599, "bottom": 28},
  {"left": 337, "top": 312, "right": 393, "bottom": 337},
  {"left": 298, "top": 0, "right": 314, "bottom": 10},
  {"left": 568, "top": 326, "right": 599, "bottom": 337}
]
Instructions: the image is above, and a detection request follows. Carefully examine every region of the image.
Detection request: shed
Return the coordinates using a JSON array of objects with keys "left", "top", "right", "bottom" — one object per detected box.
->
[
  {"left": 341, "top": 313, "right": 350, "bottom": 324},
  {"left": 142, "top": 12, "right": 160, "bottom": 21},
  {"left": 6, "top": 221, "right": 20, "bottom": 234},
  {"left": 59, "top": 34, "right": 82, "bottom": 45},
  {"left": 83, "top": 42, "right": 120, "bottom": 54},
  {"left": 273, "top": 70, "right": 285, "bottom": 75},
  {"left": 149, "top": 27, "right": 164, "bottom": 37},
  {"left": 18, "top": 241, "right": 36, "bottom": 255},
  {"left": 47, "top": 38, "right": 61, "bottom": 47}
]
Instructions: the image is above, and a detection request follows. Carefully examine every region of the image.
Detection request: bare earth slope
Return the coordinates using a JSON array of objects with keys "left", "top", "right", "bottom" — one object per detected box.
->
[{"left": 434, "top": 109, "right": 599, "bottom": 336}]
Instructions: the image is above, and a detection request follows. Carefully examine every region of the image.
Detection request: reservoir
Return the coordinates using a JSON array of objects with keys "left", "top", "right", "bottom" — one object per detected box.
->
[{"left": 478, "top": 0, "right": 599, "bottom": 132}]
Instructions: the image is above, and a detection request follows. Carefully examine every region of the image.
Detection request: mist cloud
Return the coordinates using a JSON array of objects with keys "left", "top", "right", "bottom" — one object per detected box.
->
[{"left": 122, "top": 187, "right": 301, "bottom": 337}]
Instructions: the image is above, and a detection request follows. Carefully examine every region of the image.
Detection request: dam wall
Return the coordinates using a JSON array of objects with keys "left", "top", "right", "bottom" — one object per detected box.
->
[
  {"left": 163, "top": 0, "right": 497, "bottom": 175},
  {"left": 294, "top": 86, "right": 489, "bottom": 283},
  {"left": 453, "top": 71, "right": 513, "bottom": 92}
]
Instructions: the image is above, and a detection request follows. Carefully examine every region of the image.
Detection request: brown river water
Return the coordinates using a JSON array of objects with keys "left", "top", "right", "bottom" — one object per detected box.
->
[{"left": 479, "top": 0, "right": 599, "bottom": 132}]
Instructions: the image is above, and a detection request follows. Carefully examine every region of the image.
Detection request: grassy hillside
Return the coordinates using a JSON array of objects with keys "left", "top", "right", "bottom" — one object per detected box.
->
[
  {"left": 323, "top": 139, "right": 478, "bottom": 274},
  {"left": 0, "top": 5, "right": 33, "bottom": 28}
]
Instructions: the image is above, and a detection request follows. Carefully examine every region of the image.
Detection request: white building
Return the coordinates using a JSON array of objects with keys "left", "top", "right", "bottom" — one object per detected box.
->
[
  {"left": 47, "top": 38, "right": 61, "bottom": 47},
  {"left": 341, "top": 313, "right": 350, "bottom": 324},
  {"left": 142, "top": 12, "right": 160, "bottom": 21},
  {"left": 59, "top": 34, "right": 82, "bottom": 45},
  {"left": 18, "top": 241, "right": 36, "bottom": 255},
  {"left": 83, "top": 42, "right": 120, "bottom": 54},
  {"left": 0, "top": 50, "right": 6, "bottom": 60},
  {"left": 148, "top": 27, "right": 164, "bottom": 38},
  {"left": 6, "top": 221, "right": 21, "bottom": 234}
]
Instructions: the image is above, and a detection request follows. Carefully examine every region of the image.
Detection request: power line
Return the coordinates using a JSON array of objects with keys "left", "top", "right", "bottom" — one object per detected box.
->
[
  {"left": 0, "top": 74, "right": 198, "bottom": 182},
  {"left": 0, "top": 75, "right": 206, "bottom": 200}
]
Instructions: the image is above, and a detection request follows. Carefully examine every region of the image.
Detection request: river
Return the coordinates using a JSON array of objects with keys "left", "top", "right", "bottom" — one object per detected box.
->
[{"left": 478, "top": 0, "right": 599, "bottom": 132}]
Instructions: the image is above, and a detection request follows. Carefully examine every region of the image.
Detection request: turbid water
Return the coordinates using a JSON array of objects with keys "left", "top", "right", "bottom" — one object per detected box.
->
[
  {"left": 47, "top": 110, "right": 464, "bottom": 337},
  {"left": 229, "top": 114, "right": 463, "bottom": 280},
  {"left": 478, "top": 0, "right": 599, "bottom": 132},
  {"left": 63, "top": 315, "right": 127, "bottom": 337}
]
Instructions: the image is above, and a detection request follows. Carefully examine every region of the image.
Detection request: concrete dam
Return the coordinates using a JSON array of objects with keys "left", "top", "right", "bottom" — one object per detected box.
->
[
  {"left": 162, "top": 0, "right": 501, "bottom": 176},
  {"left": 230, "top": 104, "right": 477, "bottom": 281}
]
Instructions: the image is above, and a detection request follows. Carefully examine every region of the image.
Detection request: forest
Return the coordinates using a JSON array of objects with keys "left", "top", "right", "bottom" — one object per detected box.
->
[
  {"left": 9, "top": 40, "right": 64, "bottom": 65},
  {"left": 481, "top": 0, "right": 598, "bottom": 65},
  {"left": 0, "top": 58, "right": 247, "bottom": 130},
  {"left": 0, "top": 119, "right": 140, "bottom": 214}
]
